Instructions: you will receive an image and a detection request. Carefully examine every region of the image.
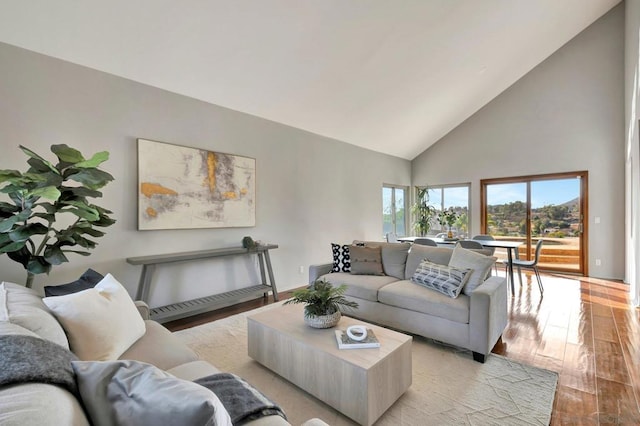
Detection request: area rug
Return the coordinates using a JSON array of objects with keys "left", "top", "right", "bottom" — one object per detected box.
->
[{"left": 174, "top": 303, "right": 558, "bottom": 425}]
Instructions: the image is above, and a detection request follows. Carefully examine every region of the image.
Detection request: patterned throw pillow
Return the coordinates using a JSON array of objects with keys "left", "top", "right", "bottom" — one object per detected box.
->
[
  {"left": 411, "top": 259, "right": 471, "bottom": 298},
  {"left": 331, "top": 243, "right": 351, "bottom": 272}
]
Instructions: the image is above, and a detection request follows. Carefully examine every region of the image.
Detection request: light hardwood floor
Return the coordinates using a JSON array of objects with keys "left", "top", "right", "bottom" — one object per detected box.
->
[{"left": 166, "top": 272, "right": 640, "bottom": 425}]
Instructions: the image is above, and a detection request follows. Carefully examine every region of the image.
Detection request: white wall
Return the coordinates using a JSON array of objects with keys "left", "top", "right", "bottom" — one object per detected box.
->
[
  {"left": 625, "top": 0, "right": 640, "bottom": 306},
  {"left": 412, "top": 5, "right": 624, "bottom": 280},
  {"left": 0, "top": 42, "right": 411, "bottom": 306}
]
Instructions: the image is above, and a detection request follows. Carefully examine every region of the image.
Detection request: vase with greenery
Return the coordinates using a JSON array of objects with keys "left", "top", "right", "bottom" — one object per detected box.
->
[
  {"left": 284, "top": 279, "right": 359, "bottom": 328},
  {"left": 0, "top": 145, "right": 116, "bottom": 288},
  {"left": 411, "top": 187, "right": 437, "bottom": 237},
  {"left": 437, "top": 207, "right": 459, "bottom": 239}
]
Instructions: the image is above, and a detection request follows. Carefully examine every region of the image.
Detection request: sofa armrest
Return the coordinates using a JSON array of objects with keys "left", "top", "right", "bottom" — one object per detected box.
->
[
  {"left": 134, "top": 300, "right": 150, "bottom": 320},
  {"left": 469, "top": 276, "right": 508, "bottom": 356},
  {"left": 309, "top": 263, "right": 333, "bottom": 284}
]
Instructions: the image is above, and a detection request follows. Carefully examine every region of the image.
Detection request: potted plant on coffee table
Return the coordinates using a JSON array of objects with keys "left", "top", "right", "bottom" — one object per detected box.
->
[{"left": 284, "top": 279, "right": 359, "bottom": 328}]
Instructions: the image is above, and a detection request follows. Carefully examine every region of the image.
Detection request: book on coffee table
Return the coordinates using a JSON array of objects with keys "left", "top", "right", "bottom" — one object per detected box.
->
[{"left": 335, "top": 328, "right": 380, "bottom": 349}]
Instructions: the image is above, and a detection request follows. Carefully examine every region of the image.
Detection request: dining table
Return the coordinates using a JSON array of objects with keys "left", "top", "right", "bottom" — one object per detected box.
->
[{"left": 397, "top": 236, "right": 522, "bottom": 294}]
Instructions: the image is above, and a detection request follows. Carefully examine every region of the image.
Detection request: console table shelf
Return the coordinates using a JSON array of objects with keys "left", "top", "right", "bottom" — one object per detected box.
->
[{"left": 126, "top": 244, "right": 278, "bottom": 323}]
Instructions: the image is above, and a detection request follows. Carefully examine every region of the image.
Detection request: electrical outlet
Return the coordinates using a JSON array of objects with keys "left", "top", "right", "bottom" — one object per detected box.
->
[
  {"left": 595, "top": 259, "right": 601, "bottom": 266},
  {"left": 299, "top": 266, "right": 304, "bottom": 274}
]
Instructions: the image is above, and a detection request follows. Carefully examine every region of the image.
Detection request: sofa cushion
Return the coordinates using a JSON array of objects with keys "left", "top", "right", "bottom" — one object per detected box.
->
[
  {"left": 72, "top": 359, "right": 232, "bottom": 426},
  {"left": 349, "top": 245, "right": 384, "bottom": 276},
  {"left": 167, "top": 360, "right": 222, "bottom": 381},
  {"left": 378, "top": 280, "right": 470, "bottom": 324},
  {"left": 120, "top": 320, "right": 199, "bottom": 371},
  {"left": 320, "top": 272, "right": 398, "bottom": 302},
  {"left": 449, "top": 245, "right": 497, "bottom": 295},
  {"left": 42, "top": 274, "right": 146, "bottom": 361},
  {"left": 405, "top": 245, "right": 454, "bottom": 278},
  {"left": 44, "top": 268, "right": 104, "bottom": 297},
  {"left": 0, "top": 321, "right": 40, "bottom": 338},
  {"left": 331, "top": 243, "right": 351, "bottom": 272},
  {"left": 0, "top": 282, "right": 69, "bottom": 349},
  {"left": 410, "top": 259, "right": 470, "bottom": 298},
  {"left": 0, "top": 383, "right": 89, "bottom": 426}
]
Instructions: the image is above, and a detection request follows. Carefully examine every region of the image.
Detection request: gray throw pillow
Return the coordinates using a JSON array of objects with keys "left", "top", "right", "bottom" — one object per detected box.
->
[
  {"left": 349, "top": 245, "right": 385, "bottom": 276},
  {"left": 411, "top": 259, "right": 470, "bottom": 298},
  {"left": 72, "top": 360, "right": 232, "bottom": 426},
  {"left": 449, "top": 245, "right": 497, "bottom": 295}
]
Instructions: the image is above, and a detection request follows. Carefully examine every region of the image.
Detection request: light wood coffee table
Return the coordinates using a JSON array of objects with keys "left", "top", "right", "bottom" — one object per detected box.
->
[{"left": 247, "top": 303, "right": 412, "bottom": 426}]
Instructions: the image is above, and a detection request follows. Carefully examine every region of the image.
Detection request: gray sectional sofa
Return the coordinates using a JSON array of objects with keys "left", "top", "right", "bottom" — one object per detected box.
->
[
  {"left": 310, "top": 242, "right": 509, "bottom": 362},
  {"left": 0, "top": 281, "right": 304, "bottom": 426}
]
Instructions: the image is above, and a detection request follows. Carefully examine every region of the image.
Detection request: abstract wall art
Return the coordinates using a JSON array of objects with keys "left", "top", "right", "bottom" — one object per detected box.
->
[{"left": 137, "top": 139, "right": 256, "bottom": 230}]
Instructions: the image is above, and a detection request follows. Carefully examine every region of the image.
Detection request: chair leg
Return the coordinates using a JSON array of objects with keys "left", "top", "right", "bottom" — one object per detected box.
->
[
  {"left": 534, "top": 266, "right": 543, "bottom": 294},
  {"left": 517, "top": 266, "right": 523, "bottom": 288}
]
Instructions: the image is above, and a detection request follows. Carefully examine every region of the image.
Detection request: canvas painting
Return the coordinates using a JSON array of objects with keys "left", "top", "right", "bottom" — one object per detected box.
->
[{"left": 137, "top": 139, "right": 256, "bottom": 230}]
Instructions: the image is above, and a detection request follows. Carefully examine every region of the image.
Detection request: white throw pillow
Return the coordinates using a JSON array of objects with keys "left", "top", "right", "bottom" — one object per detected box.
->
[
  {"left": 449, "top": 245, "right": 497, "bottom": 296},
  {"left": 43, "top": 274, "right": 146, "bottom": 360}
]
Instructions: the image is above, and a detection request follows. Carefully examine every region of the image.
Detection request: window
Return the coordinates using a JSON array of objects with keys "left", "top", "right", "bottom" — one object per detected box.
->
[
  {"left": 383, "top": 185, "right": 408, "bottom": 237},
  {"left": 417, "top": 184, "right": 470, "bottom": 237}
]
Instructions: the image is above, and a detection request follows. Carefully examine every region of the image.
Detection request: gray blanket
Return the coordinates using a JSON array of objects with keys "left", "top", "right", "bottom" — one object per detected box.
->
[
  {"left": 195, "top": 373, "right": 286, "bottom": 425},
  {"left": 0, "top": 334, "right": 78, "bottom": 395}
]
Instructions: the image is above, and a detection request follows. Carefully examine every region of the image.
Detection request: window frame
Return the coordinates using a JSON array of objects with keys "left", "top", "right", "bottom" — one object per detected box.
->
[
  {"left": 382, "top": 184, "right": 409, "bottom": 237},
  {"left": 415, "top": 183, "right": 471, "bottom": 237}
]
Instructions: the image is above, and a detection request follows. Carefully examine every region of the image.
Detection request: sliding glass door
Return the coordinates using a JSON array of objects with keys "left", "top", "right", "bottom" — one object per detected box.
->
[{"left": 481, "top": 171, "right": 587, "bottom": 275}]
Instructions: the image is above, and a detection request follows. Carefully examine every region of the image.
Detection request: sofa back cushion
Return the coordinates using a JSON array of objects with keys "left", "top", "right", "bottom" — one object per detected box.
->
[
  {"left": 352, "top": 241, "right": 410, "bottom": 280},
  {"left": 0, "top": 282, "right": 69, "bottom": 349},
  {"left": 405, "top": 245, "right": 454, "bottom": 278}
]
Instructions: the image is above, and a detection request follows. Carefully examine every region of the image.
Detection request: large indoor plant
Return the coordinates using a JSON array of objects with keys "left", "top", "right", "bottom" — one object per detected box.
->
[
  {"left": 411, "top": 187, "right": 437, "bottom": 236},
  {"left": 0, "top": 145, "right": 116, "bottom": 288},
  {"left": 284, "top": 279, "right": 359, "bottom": 328}
]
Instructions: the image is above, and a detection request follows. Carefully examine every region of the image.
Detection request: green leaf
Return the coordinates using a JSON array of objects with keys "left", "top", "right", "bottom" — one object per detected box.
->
[
  {"left": 20, "top": 145, "right": 60, "bottom": 173},
  {"left": 0, "top": 215, "right": 24, "bottom": 233},
  {"left": 51, "top": 144, "right": 84, "bottom": 164},
  {"left": 26, "top": 257, "right": 51, "bottom": 275},
  {"left": 7, "top": 246, "right": 30, "bottom": 268},
  {"left": 74, "top": 151, "right": 109, "bottom": 168},
  {"left": 0, "top": 240, "right": 27, "bottom": 253},
  {"left": 9, "top": 223, "right": 49, "bottom": 242},
  {"left": 29, "top": 186, "right": 61, "bottom": 200},
  {"left": 61, "top": 250, "right": 91, "bottom": 256},
  {"left": 0, "top": 169, "right": 22, "bottom": 184},
  {"left": 63, "top": 186, "right": 103, "bottom": 198},
  {"left": 66, "top": 168, "right": 114, "bottom": 189},
  {"left": 59, "top": 203, "right": 100, "bottom": 221},
  {"left": 0, "top": 202, "right": 19, "bottom": 217},
  {"left": 33, "top": 212, "right": 56, "bottom": 223},
  {"left": 44, "top": 246, "right": 68, "bottom": 265}
]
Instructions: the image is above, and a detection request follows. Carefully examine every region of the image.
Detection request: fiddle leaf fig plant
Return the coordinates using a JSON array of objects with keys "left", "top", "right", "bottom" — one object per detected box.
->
[{"left": 0, "top": 145, "right": 116, "bottom": 288}]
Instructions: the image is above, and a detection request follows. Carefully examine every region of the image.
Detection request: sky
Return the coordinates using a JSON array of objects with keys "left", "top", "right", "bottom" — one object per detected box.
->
[{"left": 486, "top": 178, "right": 580, "bottom": 208}]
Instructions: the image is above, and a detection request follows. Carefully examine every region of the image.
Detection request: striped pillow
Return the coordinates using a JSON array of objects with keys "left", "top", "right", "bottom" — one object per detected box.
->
[{"left": 411, "top": 259, "right": 471, "bottom": 298}]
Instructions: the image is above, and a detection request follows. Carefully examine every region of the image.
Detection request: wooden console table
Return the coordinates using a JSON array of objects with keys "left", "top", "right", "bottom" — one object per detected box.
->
[{"left": 126, "top": 244, "right": 279, "bottom": 323}]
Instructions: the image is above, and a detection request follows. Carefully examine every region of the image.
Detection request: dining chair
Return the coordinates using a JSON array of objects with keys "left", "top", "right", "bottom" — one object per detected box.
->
[
  {"left": 503, "top": 239, "right": 544, "bottom": 294},
  {"left": 385, "top": 232, "right": 398, "bottom": 243},
  {"left": 456, "top": 240, "right": 494, "bottom": 258},
  {"left": 457, "top": 240, "right": 484, "bottom": 249},
  {"left": 413, "top": 238, "right": 438, "bottom": 246},
  {"left": 472, "top": 234, "right": 498, "bottom": 273}
]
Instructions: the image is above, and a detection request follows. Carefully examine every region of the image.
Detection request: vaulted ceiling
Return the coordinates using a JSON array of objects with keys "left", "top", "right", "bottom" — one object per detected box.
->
[{"left": 0, "top": 0, "right": 621, "bottom": 159}]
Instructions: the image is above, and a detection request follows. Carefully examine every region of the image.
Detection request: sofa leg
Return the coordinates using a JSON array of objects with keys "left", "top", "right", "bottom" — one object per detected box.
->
[{"left": 472, "top": 352, "right": 486, "bottom": 363}]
